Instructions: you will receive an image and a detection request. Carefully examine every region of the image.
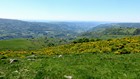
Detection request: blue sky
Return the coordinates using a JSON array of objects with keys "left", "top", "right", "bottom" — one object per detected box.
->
[{"left": 0, "top": 0, "right": 140, "bottom": 22}]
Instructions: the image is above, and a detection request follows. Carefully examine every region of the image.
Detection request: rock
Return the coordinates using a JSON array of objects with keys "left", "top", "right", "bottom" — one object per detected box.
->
[
  {"left": 27, "top": 55, "right": 36, "bottom": 58},
  {"left": 27, "top": 55, "right": 36, "bottom": 61},
  {"left": 27, "top": 59, "right": 35, "bottom": 61},
  {"left": 58, "top": 55, "right": 62, "bottom": 58},
  {"left": 64, "top": 75, "right": 72, "bottom": 79},
  {"left": 9, "top": 59, "right": 18, "bottom": 64}
]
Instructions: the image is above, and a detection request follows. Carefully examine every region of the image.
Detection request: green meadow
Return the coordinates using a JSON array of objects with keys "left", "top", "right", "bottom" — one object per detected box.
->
[
  {"left": 1, "top": 53, "right": 140, "bottom": 79},
  {"left": 0, "top": 36, "right": 140, "bottom": 79},
  {"left": 0, "top": 39, "right": 34, "bottom": 51}
]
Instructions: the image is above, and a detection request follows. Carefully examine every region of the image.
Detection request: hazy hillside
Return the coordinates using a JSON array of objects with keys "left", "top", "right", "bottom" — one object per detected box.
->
[
  {"left": 81, "top": 23, "right": 140, "bottom": 38},
  {"left": 0, "top": 18, "right": 101, "bottom": 39}
]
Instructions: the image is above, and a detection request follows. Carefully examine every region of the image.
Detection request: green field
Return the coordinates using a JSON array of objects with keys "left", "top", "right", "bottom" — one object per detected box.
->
[
  {"left": 1, "top": 53, "right": 140, "bottom": 79},
  {"left": 0, "top": 36, "right": 140, "bottom": 79},
  {"left": 0, "top": 39, "right": 34, "bottom": 51},
  {"left": 0, "top": 38, "right": 49, "bottom": 51}
]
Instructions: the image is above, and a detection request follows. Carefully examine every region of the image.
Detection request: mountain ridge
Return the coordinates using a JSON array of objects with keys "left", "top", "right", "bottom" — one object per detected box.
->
[{"left": 0, "top": 18, "right": 101, "bottom": 39}]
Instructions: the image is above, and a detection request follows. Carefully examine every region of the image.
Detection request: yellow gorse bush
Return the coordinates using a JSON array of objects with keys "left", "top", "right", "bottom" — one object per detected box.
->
[{"left": 39, "top": 36, "right": 140, "bottom": 55}]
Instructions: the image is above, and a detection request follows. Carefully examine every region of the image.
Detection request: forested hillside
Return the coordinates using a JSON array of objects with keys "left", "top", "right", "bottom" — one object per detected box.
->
[
  {"left": 0, "top": 18, "right": 100, "bottom": 40},
  {"left": 81, "top": 23, "right": 140, "bottom": 38}
]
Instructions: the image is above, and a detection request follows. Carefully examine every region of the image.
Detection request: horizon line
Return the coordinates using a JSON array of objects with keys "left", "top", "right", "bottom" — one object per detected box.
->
[{"left": 1, "top": 17, "right": 140, "bottom": 23}]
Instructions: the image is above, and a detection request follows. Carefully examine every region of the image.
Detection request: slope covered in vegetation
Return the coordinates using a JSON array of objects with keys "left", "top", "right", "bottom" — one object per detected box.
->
[
  {"left": 40, "top": 36, "right": 140, "bottom": 55},
  {"left": 1, "top": 36, "right": 140, "bottom": 57},
  {"left": 1, "top": 53, "right": 140, "bottom": 79},
  {"left": 0, "top": 36, "right": 140, "bottom": 79},
  {"left": 81, "top": 23, "right": 140, "bottom": 38},
  {"left": 0, "top": 18, "right": 101, "bottom": 39},
  {"left": 0, "top": 39, "right": 34, "bottom": 51}
]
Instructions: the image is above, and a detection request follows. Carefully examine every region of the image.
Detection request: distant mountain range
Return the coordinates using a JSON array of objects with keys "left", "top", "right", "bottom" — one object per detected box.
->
[
  {"left": 0, "top": 18, "right": 101, "bottom": 39},
  {"left": 1, "top": 18, "right": 140, "bottom": 40},
  {"left": 81, "top": 23, "right": 140, "bottom": 38}
]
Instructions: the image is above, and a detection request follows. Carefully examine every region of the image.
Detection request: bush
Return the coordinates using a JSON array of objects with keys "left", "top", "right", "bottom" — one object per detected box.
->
[{"left": 72, "top": 38, "right": 89, "bottom": 44}]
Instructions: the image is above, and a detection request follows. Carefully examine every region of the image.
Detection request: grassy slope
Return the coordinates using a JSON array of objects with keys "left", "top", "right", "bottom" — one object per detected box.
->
[
  {"left": 0, "top": 38, "right": 49, "bottom": 51},
  {"left": 39, "top": 36, "right": 140, "bottom": 55},
  {"left": 1, "top": 53, "right": 140, "bottom": 79},
  {"left": 0, "top": 39, "right": 33, "bottom": 51},
  {"left": 0, "top": 36, "right": 140, "bottom": 79},
  {"left": 0, "top": 36, "right": 140, "bottom": 57}
]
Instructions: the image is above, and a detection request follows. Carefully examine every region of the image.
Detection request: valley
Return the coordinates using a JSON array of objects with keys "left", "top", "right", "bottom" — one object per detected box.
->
[{"left": 0, "top": 18, "right": 140, "bottom": 79}]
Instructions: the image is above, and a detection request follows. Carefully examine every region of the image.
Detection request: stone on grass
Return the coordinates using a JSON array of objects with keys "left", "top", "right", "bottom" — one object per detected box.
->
[
  {"left": 64, "top": 75, "right": 72, "bottom": 79},
  {"left": 9, "top": 59, "right": 18, "bottom": 64},
  {"left": 58, "top": 55, "right": 63, "bottom": 58}
]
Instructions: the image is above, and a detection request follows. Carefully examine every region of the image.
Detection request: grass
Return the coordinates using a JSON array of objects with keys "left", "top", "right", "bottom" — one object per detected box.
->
[
  {"left": 0, "top": 38, "right": 46, "bottom": 51},
  {"left": 1, "top": 53, "right": 140, "bottom": 79},
  {"left": 0, "top": 36, "right": 140, "bottom": 79},
  {"left": 0, "top": 39, "right": 33, "bottom": 51}
]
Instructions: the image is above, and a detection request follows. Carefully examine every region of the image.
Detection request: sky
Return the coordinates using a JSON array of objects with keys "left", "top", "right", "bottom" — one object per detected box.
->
[{"left": 0, "top": 0, "right": 140, "bottom": 22}]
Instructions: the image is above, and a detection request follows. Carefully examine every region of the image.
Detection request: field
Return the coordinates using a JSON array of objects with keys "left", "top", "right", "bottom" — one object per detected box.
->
[
  {"left": 0, "top": 36, "right": 140, "bottom": 79},
  {"left": 1, "top": 53, "right": 140, "bottom": 79},
  {"left": 0, "top": 39, "right": 34, "bottom": 51},
  {"left": 0, "top": 38, "right": 51, "bottom": 51}
]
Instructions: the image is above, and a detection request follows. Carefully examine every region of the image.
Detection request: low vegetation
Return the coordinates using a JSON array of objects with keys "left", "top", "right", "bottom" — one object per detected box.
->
[
  {"left": 0, "top": 39, "right": 33, "bottom": 51},
  {"left": 0, "top": 36, "right": 140, "bottom": 57},
  {"left": 1, "top": 53, "right": 140, "bottom": 79},
  {"left": 0, "top": 34, "right": 140, "bottom": 79},
  {"left": 40, "top": 36, "right": 140, "bottom": 55}
]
